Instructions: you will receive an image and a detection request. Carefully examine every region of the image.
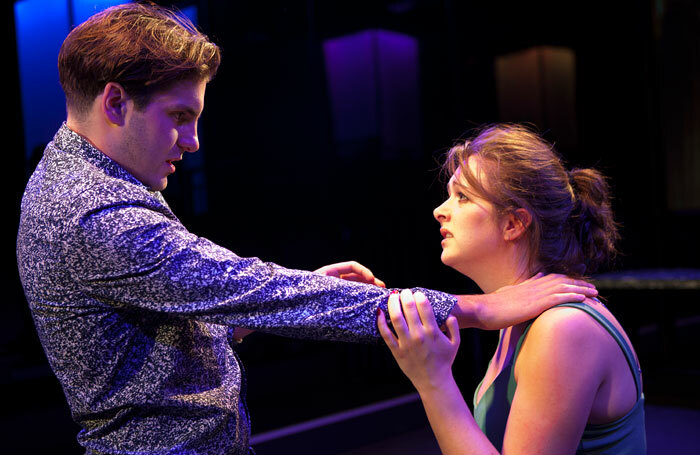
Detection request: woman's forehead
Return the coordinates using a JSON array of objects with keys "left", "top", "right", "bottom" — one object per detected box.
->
[{"left": 449, "top": 156, "right": 482, "bottom": 187}]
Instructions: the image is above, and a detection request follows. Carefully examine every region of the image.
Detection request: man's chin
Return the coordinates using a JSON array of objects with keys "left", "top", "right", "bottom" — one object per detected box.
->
[{"left": 147, "top": 179, "right": 168, "bottom": 192}]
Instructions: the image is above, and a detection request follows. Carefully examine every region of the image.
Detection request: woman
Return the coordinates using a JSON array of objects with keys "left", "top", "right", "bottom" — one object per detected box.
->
[{"left": 378, "top": 124, "right": 645, "bottom": 454}]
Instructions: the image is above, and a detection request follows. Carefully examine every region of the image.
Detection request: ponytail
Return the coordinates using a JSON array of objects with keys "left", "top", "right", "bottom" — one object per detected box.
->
[{"left": 568, "top": 168, "right": 620, "bottom": 275}]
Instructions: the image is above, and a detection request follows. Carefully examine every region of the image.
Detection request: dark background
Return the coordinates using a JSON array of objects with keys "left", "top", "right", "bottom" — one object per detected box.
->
[{"left": 3, "top": 0, "right": 699, "bottom": 452}]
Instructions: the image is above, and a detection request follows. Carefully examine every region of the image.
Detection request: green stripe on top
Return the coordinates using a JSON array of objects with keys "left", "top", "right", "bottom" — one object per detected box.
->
[{"left": 473, "top": 301, "right": 647, "bottom": 454}]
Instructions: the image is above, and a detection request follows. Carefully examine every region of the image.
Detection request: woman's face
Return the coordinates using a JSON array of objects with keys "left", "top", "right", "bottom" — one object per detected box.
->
[{"left": 433, "top": 156, "right": 504, "bottom": 279}]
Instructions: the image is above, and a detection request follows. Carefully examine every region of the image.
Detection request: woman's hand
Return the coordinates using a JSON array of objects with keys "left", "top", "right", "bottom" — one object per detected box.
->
[
  {"left": 315, "top": 261, "right": 386, "bottom": 287},
  {"left": 379, "top": 290, "right": 500, "bottom": 455},
  {"left": 377, "top": 289, "right": 460, "bottom": 391}
]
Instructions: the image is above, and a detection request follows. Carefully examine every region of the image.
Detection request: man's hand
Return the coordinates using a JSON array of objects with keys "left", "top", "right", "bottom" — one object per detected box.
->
[
  {"left": 314, "top": 261, "right": 386, "bottom": 287},
  {"left": 232, "top": 327, "right": 255, "bottom": 341},
  {"left": 453, "top": 273, "right": 598, "bottom": 330}
]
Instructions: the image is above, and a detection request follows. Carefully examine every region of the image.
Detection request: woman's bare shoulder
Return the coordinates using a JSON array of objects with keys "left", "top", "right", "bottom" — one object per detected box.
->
[{"left": 515, "top": 302, "right": 612, "bottom": 380}]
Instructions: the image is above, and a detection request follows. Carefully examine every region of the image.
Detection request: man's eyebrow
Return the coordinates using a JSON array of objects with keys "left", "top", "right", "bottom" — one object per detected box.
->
[{"left": 170, "top": 103, "right": 202, "bottom": 116}]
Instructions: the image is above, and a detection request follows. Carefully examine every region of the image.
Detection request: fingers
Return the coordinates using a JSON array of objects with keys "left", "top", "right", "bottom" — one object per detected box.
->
[
  {"left": 377, "top": 308, "right": 398, "bottom": 350},
  {"left": 522, "top": 272, "right": 545, "bottom": 283},
  {"left": 314, "top": 261, "right": 386, "bottom": 287},
  {"left": 414, "top": 291, "right": 440, "bottom": 332},
  {"left": 233, "top": 327, "right": 255, "bottom": 339},
  {"left": 386, "top": 290, "right": 432, "bottom": 342},
  {"left": 568, "top": 279, "right": 598, "bottom": 291},
  {"left": 315, "top": 261, "right": 367, "bottom": 277},
  {"left": 444, "top": 315, "right": 461, "bottom": 347},
  {"left": 522, "top": 273, "right": 598, "bottom": 294},
  {"left": 385, "top": 290, "right": 448, "bottom": 346},
  {"left": 546, "top": 274, "right": 598, "bottom": 290},
  {"left": 333, "top": 273, "right": 368, "bottom": 283},
  {"left": 549, "top": 280, "right": 598, "bottom": 297},
  {"left": 313, "top": 264, "right": 339, "bottom": 276},
  {"left": 326, "top": 272, "right": 386, "bottom": 288},
  {"left": 399, "top": 289, "right": 425, "bottom": 336},
  {"left": 388, "top": 291, "right": 410, "bottom": 340},
  {"left": 561, "top": 283, "right": 598, "bottom": 297},
  {"left": 549, "top": 292, "right": 589, "bottom": 304},
  {"left": 547, "top": 274, "right": 597, "bottom": 290}
]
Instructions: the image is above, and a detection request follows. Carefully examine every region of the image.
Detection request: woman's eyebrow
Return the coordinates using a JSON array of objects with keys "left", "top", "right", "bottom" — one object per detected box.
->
[
  {"left": 446, "top": 179, "right": 457, "bottom": 194},
  {"left": 451, "top": 180, "right": 469, "bottom": 192}
]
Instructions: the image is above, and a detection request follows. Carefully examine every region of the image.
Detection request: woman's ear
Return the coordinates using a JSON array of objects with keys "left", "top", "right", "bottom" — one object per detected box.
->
[
  {"left": 503, "top": 208, "right": 532, "bottom": 241},
  {"left": 100, "top": 82, "right": 130, "bottom": 126}
]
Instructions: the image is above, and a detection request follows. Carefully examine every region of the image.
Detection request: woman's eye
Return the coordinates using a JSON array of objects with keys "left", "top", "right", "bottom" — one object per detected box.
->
[{"left": 457, "top": 192, "right": 469, "bottom": 201}]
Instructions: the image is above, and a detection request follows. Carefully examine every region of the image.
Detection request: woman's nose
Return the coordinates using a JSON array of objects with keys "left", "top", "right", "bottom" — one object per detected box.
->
[{"left": 433, "top": 200, "right": 449, "bottom": 222}]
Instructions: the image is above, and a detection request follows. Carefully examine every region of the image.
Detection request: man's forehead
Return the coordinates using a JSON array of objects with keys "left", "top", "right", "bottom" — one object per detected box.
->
[{"left": 152, "top": 80, "right": 206, "bottom": 110}]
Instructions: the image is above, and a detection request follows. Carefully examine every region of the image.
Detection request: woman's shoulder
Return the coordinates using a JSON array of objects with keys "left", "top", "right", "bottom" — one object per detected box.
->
[
  {"left": 528, "top": 299, "right": 634, "bottom": 354},
  {"left": 528, "top": 301, "right": 609, "bottom": 344},
  {"left": 514, "top": 300, "right": 614, "bottom": 381}
]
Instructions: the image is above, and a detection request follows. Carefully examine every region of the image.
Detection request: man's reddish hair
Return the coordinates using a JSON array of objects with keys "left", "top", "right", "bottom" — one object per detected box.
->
[{"left": 59, "top": 2, "right": 221, "bottom": 116}]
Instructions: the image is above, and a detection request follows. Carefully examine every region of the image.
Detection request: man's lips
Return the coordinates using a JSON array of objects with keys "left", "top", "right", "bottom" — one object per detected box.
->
[
  {"left": 440, "top": 228, "right": 453, "bottom": 239},
  {"left": 166, "top": 157, "right": 182, "bottom": 172}
]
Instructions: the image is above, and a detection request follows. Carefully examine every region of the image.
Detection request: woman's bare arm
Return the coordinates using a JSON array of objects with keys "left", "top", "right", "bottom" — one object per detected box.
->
[
  {"left": 378, "top": 290, "right": 498, "bottom": 455},
  {"left": 378, "top": 291, "right": 606, "bottom": 455}
]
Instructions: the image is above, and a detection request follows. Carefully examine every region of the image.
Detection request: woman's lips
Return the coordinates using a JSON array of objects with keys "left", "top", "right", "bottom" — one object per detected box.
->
[{"left": 440, "top": 228, "right": 453, "bottom": 239}]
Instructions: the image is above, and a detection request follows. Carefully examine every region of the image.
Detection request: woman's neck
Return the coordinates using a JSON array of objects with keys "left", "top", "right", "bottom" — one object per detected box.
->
[{"left": 471, "top": 245, "right": 533, "bottom": 294}]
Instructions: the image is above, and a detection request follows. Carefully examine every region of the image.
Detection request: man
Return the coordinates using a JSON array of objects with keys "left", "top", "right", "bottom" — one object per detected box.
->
[{"left": 16, "top": 4, "right": 596, "bottom": 454}]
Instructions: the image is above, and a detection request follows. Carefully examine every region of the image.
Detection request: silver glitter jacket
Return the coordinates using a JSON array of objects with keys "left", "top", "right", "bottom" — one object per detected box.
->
[{"left": 16, "top": 124, "right": 456, "bottom": 455}]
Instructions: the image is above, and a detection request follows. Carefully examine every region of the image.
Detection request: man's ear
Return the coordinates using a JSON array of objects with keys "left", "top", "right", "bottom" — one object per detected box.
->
[
  {"left": 503, "top": 208, "right": 532, "bottom": 241},
  {"left": 101, "top": 82, "right": 130, "bottom": 126}
]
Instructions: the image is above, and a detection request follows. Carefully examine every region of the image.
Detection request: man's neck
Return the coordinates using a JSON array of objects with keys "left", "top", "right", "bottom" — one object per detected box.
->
[{"left": 66, "top": 117, "right": 108, "bottom": 155}]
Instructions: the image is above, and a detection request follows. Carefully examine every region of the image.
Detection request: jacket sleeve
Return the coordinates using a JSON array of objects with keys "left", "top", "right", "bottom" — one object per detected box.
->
[{"left": 67, "top": 198, "right": 456, "bottom": 342}]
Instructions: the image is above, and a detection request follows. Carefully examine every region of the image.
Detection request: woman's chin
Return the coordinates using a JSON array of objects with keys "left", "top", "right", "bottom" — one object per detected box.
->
[
  {"left": 440, "top": 255, "right": 462, "bottom": 273},
  {"left": 439, "top": 253, "right": 452, "bottom": 267},
  {"left": 440, "top": 256, "right": 476, "bottom": 282}
]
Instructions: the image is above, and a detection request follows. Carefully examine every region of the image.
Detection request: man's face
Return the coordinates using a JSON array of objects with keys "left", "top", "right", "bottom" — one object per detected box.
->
[{"left": 120, "top": 78, "right": 206, "bottom": 191}]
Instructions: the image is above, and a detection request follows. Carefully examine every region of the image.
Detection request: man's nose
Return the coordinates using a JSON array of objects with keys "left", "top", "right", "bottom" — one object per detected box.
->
[{"left": 179, "top": 125, "right": 199, "bottom": 153}]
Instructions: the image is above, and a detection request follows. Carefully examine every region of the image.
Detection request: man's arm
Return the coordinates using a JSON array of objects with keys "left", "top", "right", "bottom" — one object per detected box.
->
[
  {"left": 234, "top": 261, "right": 388, "bottom": 341},
  {"left": 314, "top": 264, "right": 599, "bottom": 333},
  {"left": 451, "top": 273, "right": 598, "bottom": 330},
  {"left": 68, "top": 202, "right": 455, "bottom": 342},
  {"left": 316, "top": 264, "right": 599, "bottom": 333}
]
